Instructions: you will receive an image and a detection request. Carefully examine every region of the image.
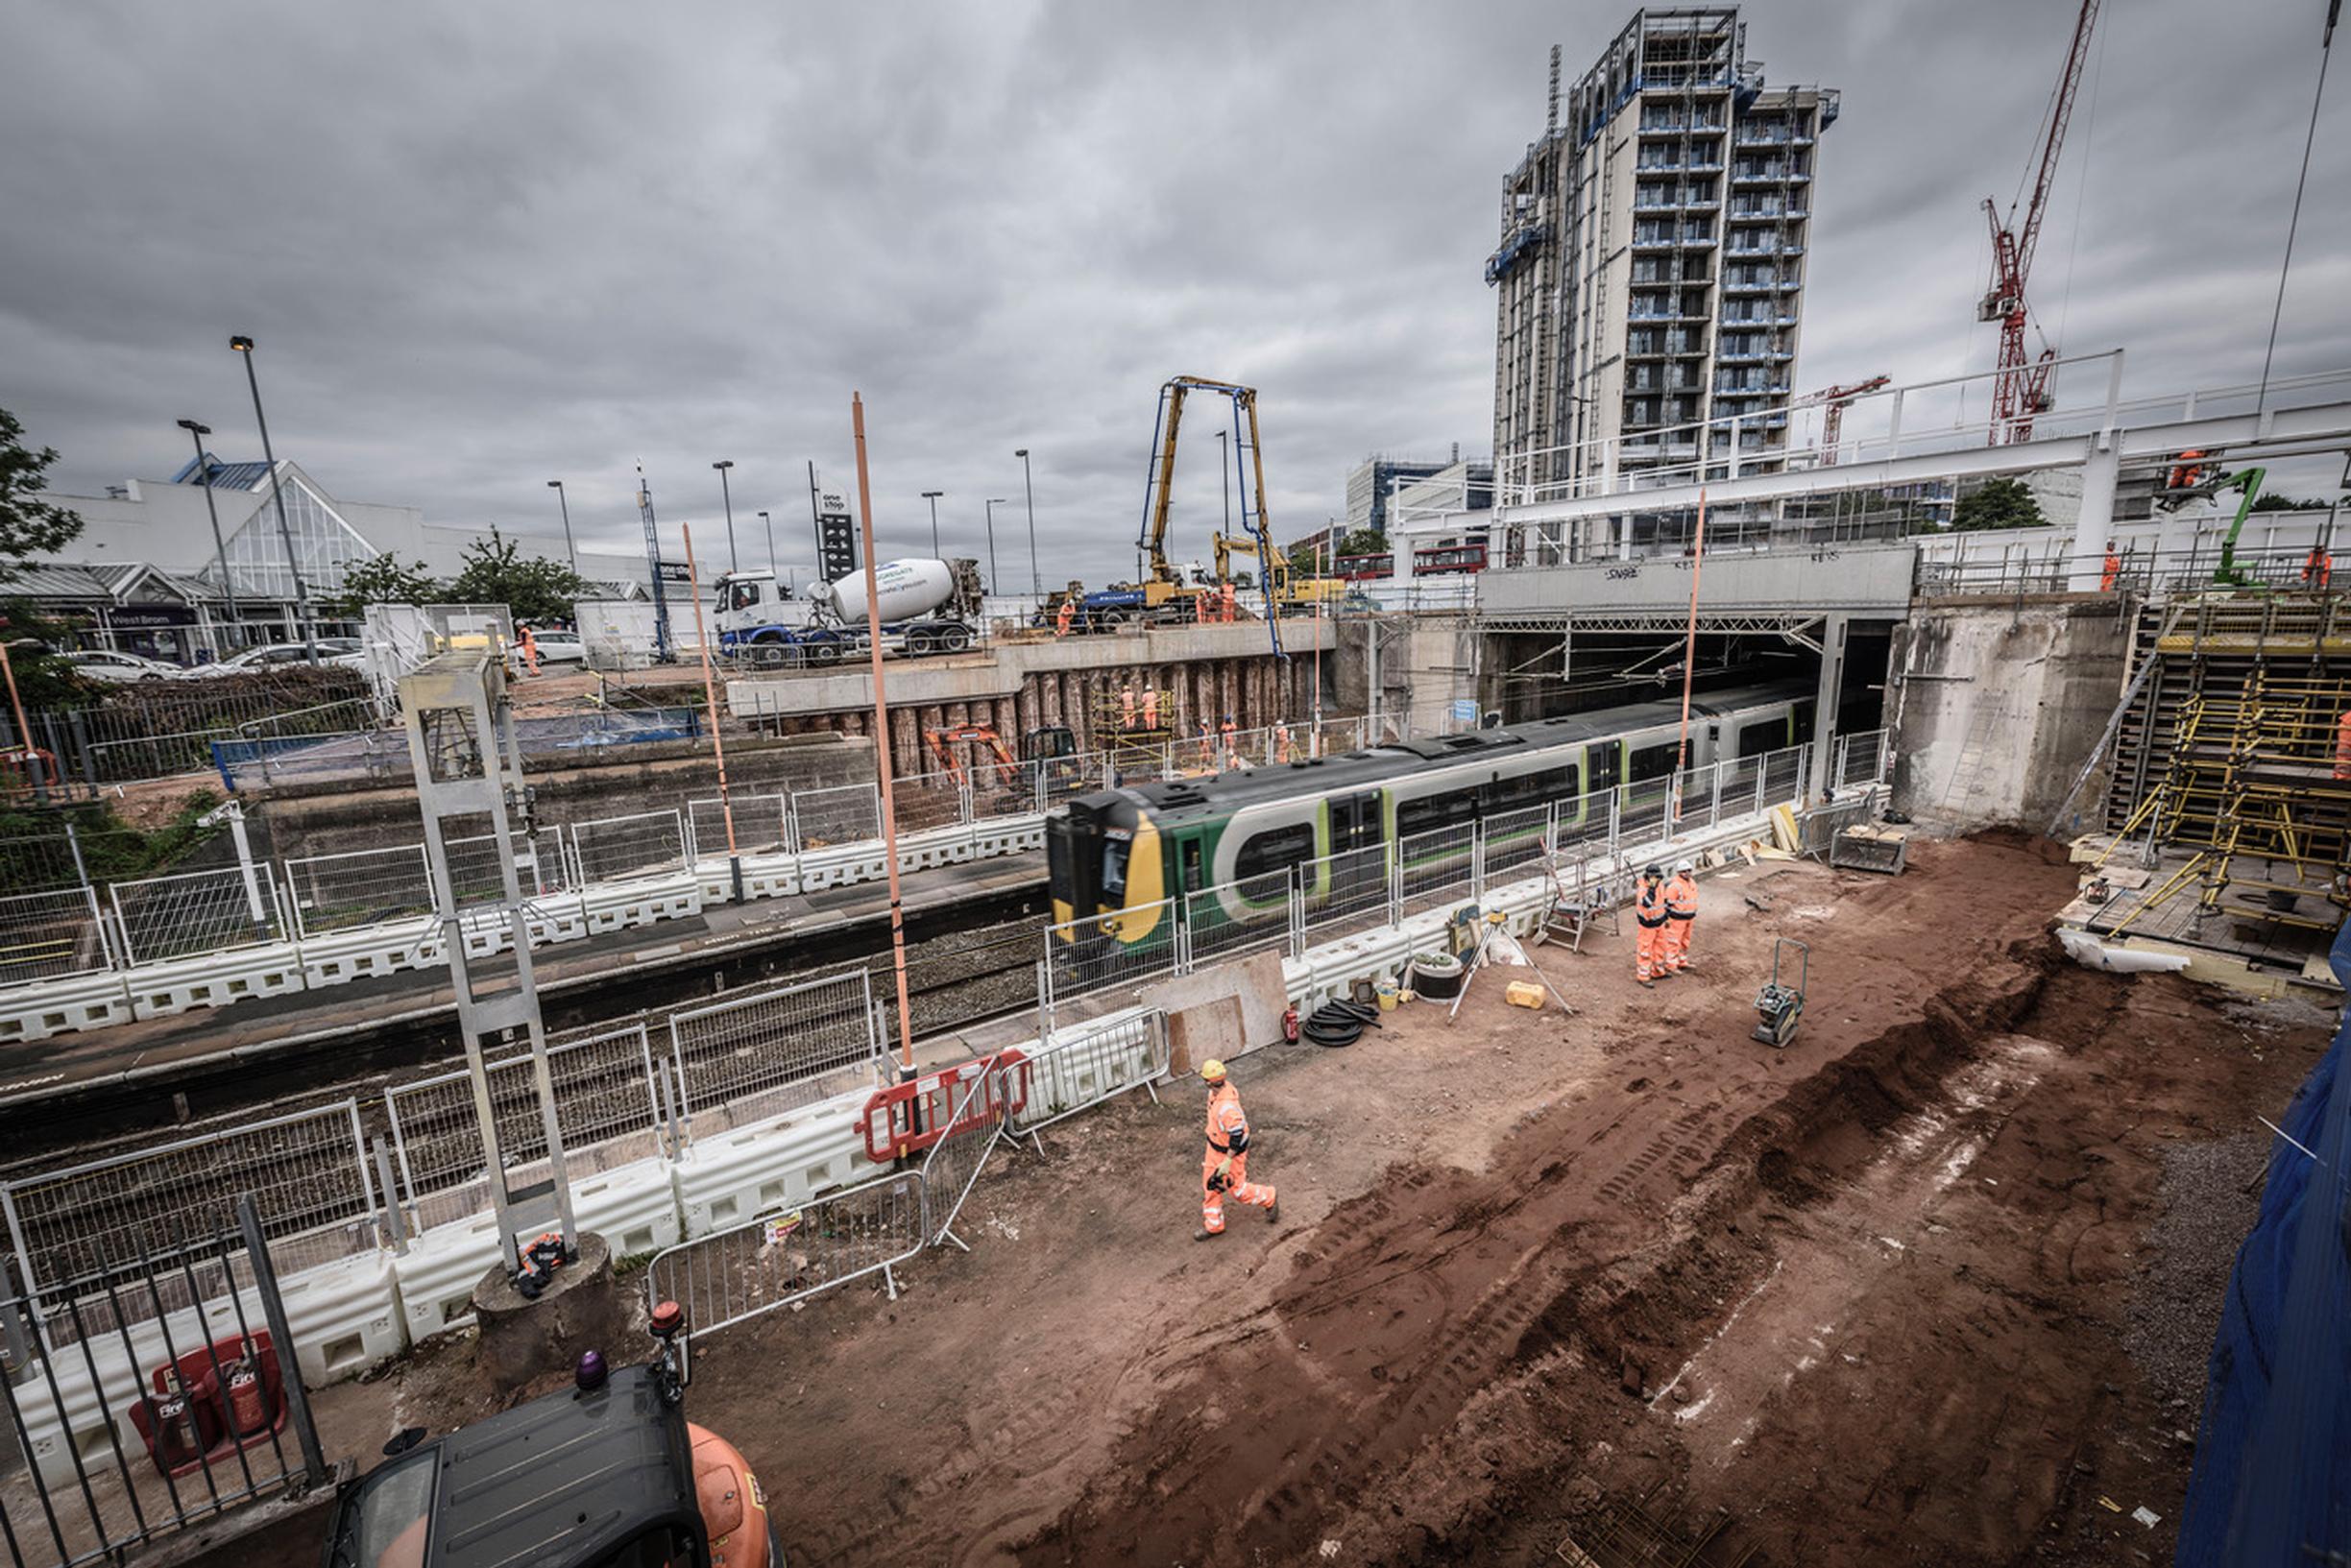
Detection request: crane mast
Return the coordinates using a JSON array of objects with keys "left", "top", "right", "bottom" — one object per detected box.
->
[
  {"left": 1979, "top": 0, "right": 2101, "bottom": 445},
  {"left": 1795, "top": 375, "right": 1891, "bottom": 464}
]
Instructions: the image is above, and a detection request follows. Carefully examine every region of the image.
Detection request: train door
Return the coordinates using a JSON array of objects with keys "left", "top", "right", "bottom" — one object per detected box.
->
[{"left": 1328, "top": 790, "right": 1385, "bottom": 903}]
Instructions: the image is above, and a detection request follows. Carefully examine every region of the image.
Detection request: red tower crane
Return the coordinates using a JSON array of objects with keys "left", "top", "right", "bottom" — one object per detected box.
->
[
  {"left": 1796, "top": 375, "right": 1892, "bottom": 465},
  {"left": 1980, "top": 0, "right": 2102, "bottom": 445}
]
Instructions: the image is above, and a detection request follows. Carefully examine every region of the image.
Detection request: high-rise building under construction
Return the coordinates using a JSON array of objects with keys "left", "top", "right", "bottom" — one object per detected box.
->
[{"left": 1490, "top": 10, "right": 1837, "bottom": 507}]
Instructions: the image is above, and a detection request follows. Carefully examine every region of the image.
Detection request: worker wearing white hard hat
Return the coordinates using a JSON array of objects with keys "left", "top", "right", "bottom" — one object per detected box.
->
[{"left": 1662, "top": 859, "right": 1700, "bottom": 976}]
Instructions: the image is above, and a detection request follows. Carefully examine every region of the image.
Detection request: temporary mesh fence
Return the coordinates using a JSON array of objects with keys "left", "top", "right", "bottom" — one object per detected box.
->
[
  {"left": 0, "top": 1101, "right": 376, "bottom": 1328},
  {"left": 1041, "top": 899, "right": 1178, "bottom": 1015},
  {"left": 1835, "top": 727, "right": 1891, "bottom": 790},
  {"left": 644, "top": 1170, "right": 925, "bottom": 1372},
  {"left": 1183, "top": 870, "right": 1293, "bottom": 968},
  {"left": 887, "top": 770, "right": 972, "bottom": 836},
  {"left": 794, "top": 783, "right": 880, "bottom": 849},
  {"left": 569, "top": 808, "right": 689, "bottom": 883},
  {"left": 0, "top": 886, "right": 112, "bottom": 986},
  {"left": 919, "top": 1058, "right": 1011, "bottom": 1249},
  {"left": 279, "top": 844, "right": 433, "bottom": 937},
  {"left": 383, "top": 1025, "right": 667, "bottom": 1233},
  {"left": 1008, "top": 1011, "right": 1167, "bottom": 1144},
  {"left": 1397, "top": 823, "right": 1477, "bottom": 918},
  {"left": 1297, "top": 843, "right": 1394, "bottom": 942},
  {"left": 109, "top": 865, "right": 282, "bottom": 965},
  {"left": 666, "top": 970, "right": 881, "bottom": 1133},
  {"left": 687, "top": 792, "right": 790, "bottom": 858},
  {"left": 1480, "top": 806, "right": 1553, "bottom": 885},
  {"left": 873, "top": 917, "right": 1042, "bottom": 1047}
]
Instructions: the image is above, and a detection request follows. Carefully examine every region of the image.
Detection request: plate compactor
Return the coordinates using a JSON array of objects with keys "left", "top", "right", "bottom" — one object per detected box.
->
[{"left": 1752, "top": 937, "right": 1809, "bottom": 1049}]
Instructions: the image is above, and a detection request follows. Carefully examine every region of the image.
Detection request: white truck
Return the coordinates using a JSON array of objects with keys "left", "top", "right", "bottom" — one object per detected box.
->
[{"left": 713, "top": 557, "right": 985, "bottom": 666}]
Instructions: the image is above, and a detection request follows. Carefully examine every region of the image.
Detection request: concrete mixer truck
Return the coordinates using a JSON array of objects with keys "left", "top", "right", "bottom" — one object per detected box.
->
[{"left": 713, "top": 557, "right": 985, "bottom": 666}]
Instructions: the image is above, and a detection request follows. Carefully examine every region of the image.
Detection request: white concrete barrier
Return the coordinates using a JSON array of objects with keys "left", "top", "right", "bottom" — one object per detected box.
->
[
  {"left": 0, "top": 971, "right": 134, "bottom": 1044},
  {"left": 126, "top": 945, "right": 305, "bottom": 1021},
  {"left": 670, "top": 1098, "right": 879, "bottom": 1238}
]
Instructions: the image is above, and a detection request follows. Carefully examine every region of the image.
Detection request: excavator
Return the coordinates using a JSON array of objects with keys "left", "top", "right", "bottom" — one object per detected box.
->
[
  {"left": 1211, "top": 532, "right": 1347, "bottom": 611},
  {"left": 924, "top": 723, "right": 1082, "bottom": 807}
]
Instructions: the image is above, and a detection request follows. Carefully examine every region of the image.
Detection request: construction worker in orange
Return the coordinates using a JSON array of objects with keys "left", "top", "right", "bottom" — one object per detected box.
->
[
  {"left": 1120, "top": 686, "right": 1137, "bottom": 732},
  {"left": 520, "top": 623, "right": 542, "bottom": 677},
  {"left": 2304, "top": 543, "right": 2333, "bottom": 590},
  {"left": 2099, "top": 542, "right": 2121, "bottom": 593},
  {"left": 1662, "top": 857, "right": 1699, "bottom": 974},
  {"left": 2336, "top": 708, "right": 2351, "bottom": 781},
  {"left": 1634, "top": 864, "right": 1668, "bottom": 988},
  {"left": 1142, "top": 687, "right": 1160, "bottom": 731},
  {"left": 2169, "top": 449, "right": 2209, "bottom": 490},
  {"left": 1195, "top": 1059, "right": 1276, "bottom": 1241},
  {"left": 1194, "top": 590, "right": 1211, "bottom": 627},
  {"left": 1054, "top": 596, "right": 1077, "bottom": 637},
  {"left": 1219, "top": 713, "right": 1237, "bottom": 766},
  {"left": 1220, "top": 580, "right": 1238, "bottom": 623}
]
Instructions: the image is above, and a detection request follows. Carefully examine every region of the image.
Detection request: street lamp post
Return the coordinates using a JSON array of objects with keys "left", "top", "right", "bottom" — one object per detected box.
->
[
  {"left": 176, "top": 420, "right": 241, "bottom": 640},
  {"left": 1014, "top": 448, "right": 1039, "bottom": 599},
  {"left": 920, "top": 491, "right": 943, "bottom": 557},
  {"left": 228, "top": 335, "right": 316, "bottom": 662},
  {"left": 712, "top": 461, "right": 739, "bottom": 574},
  {"left": 983, "top": 498, "right": 1008, "bottom": 595},
  {"left": 758, "top": 511, "right": 775, "bottom": 577},
  {"left": 545, "top": 479, "right": 578, "bottom": 571}
]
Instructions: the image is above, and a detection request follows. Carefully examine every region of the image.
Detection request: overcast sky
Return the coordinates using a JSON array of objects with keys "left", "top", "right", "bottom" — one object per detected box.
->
[{"left": 3, "top": 0, "right": 2344, "bottom": 585}]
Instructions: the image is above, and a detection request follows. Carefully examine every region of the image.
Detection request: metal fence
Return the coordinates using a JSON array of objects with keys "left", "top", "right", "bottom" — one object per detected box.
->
[
  {"left": 1183, "top": 869, "right": 1293, "bottom": 969},
  {"left": 667, "top": 970, "right": 882, "bottom": 1133},
  {"left": 384, "top": 1025, "right": 667, "bottom": 1234},
  {"left": 643, "top": 1170, "right": 925, "bottom": 1375},
  {"left": 0, "top": 1101, "right": 376, "bottom": 1327},
  {"left": 1397, "top": 822, "right": 1478, "bottom": 918},
  {"left": 108, "top": 865, "right": 282, "bottom": 966},
  {"left": 569, "top": 808, "right": 689, "bottom": 883},
  {"left": 1042, "top": 898, "right": 1179, "bottom": 1019},
  {"left": 0, "top": 1195, "right": 330, "bottom": 1568},
  {"left": 0, "top": 887, "right": 112, "bottom": 987},
  {"left": 279, "top": 843, "right": 434, "bottom": 937},
  {"left": 919, "top": 1057, "right": 1011, "bottom": 1251},
  {"left": 1007, "top": 1011, "right": 1168, "bottom": 1146},
  {"left": 793, "top": 782, "right": 880, "bottom": 849}
]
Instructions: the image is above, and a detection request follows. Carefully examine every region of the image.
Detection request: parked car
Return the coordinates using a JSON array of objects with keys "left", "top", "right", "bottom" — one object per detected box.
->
[
  {"left": 528, "top": 630, "right": 586, "bottom": 664},
  {"left": 65, "top": 649, "right": 192, "bottom": 682},
  {"left": 206, "top": 638, "right": 367, "bottom": 673}
]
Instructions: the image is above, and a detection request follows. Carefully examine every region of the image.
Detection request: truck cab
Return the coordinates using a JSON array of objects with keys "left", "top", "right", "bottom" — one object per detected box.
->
[
  {"left": 320, "top": 1360, "right": 777, "bottom": 1568},
  {"left": 712, "top": 570, "right": 827, "bottom": 667}
]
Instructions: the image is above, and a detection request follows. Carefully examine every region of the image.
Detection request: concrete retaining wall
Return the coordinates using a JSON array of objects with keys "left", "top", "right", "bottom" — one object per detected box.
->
[{"left": 1887, "top": 597, "right": 2130, "bottom": 832}]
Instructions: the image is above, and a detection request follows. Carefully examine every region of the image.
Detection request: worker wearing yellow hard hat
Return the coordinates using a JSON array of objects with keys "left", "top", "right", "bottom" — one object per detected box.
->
[{"left": 1196, "top": 1060, "right": 1277, "bottom": 1241}]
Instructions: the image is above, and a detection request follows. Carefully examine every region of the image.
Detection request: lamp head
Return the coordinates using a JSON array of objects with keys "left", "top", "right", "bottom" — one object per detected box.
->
[
  {"left": 176, "top": 419, "right": 209, "bottom": 435},
  {"left": 229, "top": 335, "right": 254, "bottom": 352},
  {"left": 713, "top": 460, "right": 733, "bottom": 471},
  {"left": 546, "top": 479, "right": 563, "bottom": 490},
  {"left": 1014, "top": 448, "right": 1029, "bottom": 459}
]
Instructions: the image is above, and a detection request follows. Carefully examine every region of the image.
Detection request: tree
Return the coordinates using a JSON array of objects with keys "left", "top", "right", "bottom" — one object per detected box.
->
[
  {"left": 330, "top": 553, "right": 445, "bottom": 615},
  {"left": 2251, "top": 493, "right": 2327, "bottom": 513},
  {"left": 448, "top": 530, "right": 589, "bottom": 624},
  {"left": 0, "top": 407, "right": 85, "bottom": 583},
  {"left": 1951, "top": 478, "right": 2046, "bottom": 533}
]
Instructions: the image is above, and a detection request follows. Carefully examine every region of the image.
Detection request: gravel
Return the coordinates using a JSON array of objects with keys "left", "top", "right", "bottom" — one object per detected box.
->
[{"left": 2123, "top": 1130, "right": 2273, "bottom": 1415}]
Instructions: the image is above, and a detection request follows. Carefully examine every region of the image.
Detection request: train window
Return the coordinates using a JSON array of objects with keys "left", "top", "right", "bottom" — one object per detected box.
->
[
  {"left": 1102, "top": 838, "right": 1131, "bottom": 898},
  {"left": 1181, "top": 837, "right": 1203, "bottom": 894},
  {"left": 1234, "top": 822, "right": 1315, "bottom": 880},
  {"left": 1629, "top": 742, "right": 1678, "bottom": 784},
  {"left": 1533, "top": 765, "right": 1579, "bottom": 802},
  {"left": 1396, "top": 789, "right": 1478, "bottom": 835},
  {"left": 1736, "top": 718, "right": 1781, "bottom": 759}
]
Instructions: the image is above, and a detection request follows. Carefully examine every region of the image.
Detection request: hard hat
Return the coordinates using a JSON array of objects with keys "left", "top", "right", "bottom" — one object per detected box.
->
[
  {"left": 1200, "top": 1059, "right": 1227, "bottom": 1084},
  {"left": 1674, "top": 858, "right": 1694, "bottom": 874},
  {"left": 1644, "top": 863, "right": 1664, "bottom": 880}
]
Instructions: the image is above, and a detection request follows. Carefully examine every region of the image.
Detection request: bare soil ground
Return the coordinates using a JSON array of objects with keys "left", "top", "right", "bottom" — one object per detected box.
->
[{"left": 273, "top": 832, "right": 2328, "bottom": 1567}]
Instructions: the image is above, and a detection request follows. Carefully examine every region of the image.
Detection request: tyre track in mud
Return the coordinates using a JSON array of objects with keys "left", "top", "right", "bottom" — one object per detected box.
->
[{"left": 1014, "top": 933, "right": 2066, "bottom": 1567}]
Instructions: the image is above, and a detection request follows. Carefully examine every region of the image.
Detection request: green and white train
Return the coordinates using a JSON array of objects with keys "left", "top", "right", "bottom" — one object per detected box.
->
[{"left": 1046, "top": 682, "right": 1814, "bottom": 955}]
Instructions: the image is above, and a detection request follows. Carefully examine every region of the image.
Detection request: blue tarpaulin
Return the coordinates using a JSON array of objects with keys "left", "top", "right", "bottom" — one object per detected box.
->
[{"left": 2175, "top": 916, "right": 2351, "bottom": 1564}]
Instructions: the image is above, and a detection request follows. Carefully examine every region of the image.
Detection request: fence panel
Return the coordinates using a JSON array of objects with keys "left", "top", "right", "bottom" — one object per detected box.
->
[
  {"left": 0, "top": 1212, "right": 327, "bottom": 1568},
  {"left": 0, "top": 886, "right": 112, "bottom": 986},
  {"left": 794, "top": 783, "right": 879, "bottom": 850},
  {"left": 109, "top": 865, "right": 282, "bottom": 965},
  {"left": 1398, "top": 823, "right": 1477, "bottom": 918},
  {"left": 920, "top": 1058, "right": 1010, "bottom": 1249},
  {"left": 667, "top": 971, "right": 881, "bottom": 1134},
  {"left": 1481, "top": 806, "right": 1552, "bottom": 887},
  {"left": 1837, "top": 728, "right": 1890, "bottom": 789},
  {"left": 279, "top": 844, "right": 432, "bottom": 937},
  {"left": 0, "top": 1101, "right": 375, "bottom": 1316},
  {"left": 688, "top": 792, "right": 790, "bottom": 858},
  {"left": 384, "top": 1025, "right": 666, "bottom": 1234},
  {"left": 570, "top": 808, "right": 688, "bottom": 883},
  {"left": 644, "top": 1170, "right": 924, "bottom": 1364},
  {"left": 1182, "top": 870, "right": 1293, "bottom": 968},
  {"left": 1297, "top": 843, "right": 1394, "bottom": 941},
  {"left": 1008, "top": 1012, "right": 1167, "bottom": 1142},
  {"left": 1041, "top": 899, "right": 1179, "bottom": 1012},
  {"left": 1762, "top": 742, "right": 1808, "bottom": 806}
]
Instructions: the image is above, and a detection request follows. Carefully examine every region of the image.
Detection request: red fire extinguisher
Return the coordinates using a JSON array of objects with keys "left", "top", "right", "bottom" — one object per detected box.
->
[
  {"left": 227, "top": 1348, "right": 270, "bottom": 1436},
  {"left": 154, "top": 1374, "right": 201, "bottom": 1469},
  {"left": 1281, "top": 1005, "right": 1299, "bottom": 1044}
]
